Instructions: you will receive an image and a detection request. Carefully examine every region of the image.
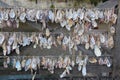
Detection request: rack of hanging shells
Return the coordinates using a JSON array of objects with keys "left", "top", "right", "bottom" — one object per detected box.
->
[{"left": 0, "top": 7, "right": 117, "bottom": 79}]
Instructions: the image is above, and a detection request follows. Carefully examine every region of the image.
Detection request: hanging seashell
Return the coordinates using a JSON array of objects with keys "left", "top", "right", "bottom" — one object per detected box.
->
[
  {"left": 0, "top": 33, "right": 4, "bottom": 45},
  {"left": 112, "top": 13, "right": 117, "bottom": 24},
  {"left": 15, "top": 60, "right": 21, "bottom": 71},
  {"left": 12, "top": 58, "right": 16, "bottom": 68},
  {"left": 6, "top": 20, "right": 12, "bottom": 27},
  {"left": 3, "top": 10, "right": 9, "bottom": 21},
  {"left": 48, "top": 10, "right": 55, "bottom": 23},
  {"left": 2, "top": 42, "right": 7, "bottom": 56},
  {"left": 78, "top": 23, "right": 84, "bottom": 36},
  {"left": 26, "top": 9, "right": 36, "bottom": 22},
  {"left": 94, "top": 45, "right": 102, "bottom": 57},
  {"left": 78, "top": 9, "right": 84, "bottom": 20},
  {"left": 104, "top": 57, "right": 112, "bottom": 67},
  {"left": 107, "top": 36, "right": 114, "bottom": 48},
  {"left": 71, "top": 60, "right": 75, "bottom": 67},
  {"left": 7, "top": 45, "right": 11, "bottom": 55},
  {"left": 90, "top": 36, "right": 95, "bottom": 49},
  {"left": 82, "top": 64, "right": 87, "bottom": 76},
  {"left": 60, "top": 19, "right": 67, "bottom": 28},
  {"left": 0, "top": 11, "right": 4, "bottom": 22},
  {"left": 110, "top": 26, "right": 115, "bottom": 34},
  {"left": 9, "top": 9, "right": 16, "bottom": 19},
  {"left": 25, "top": 59, "right": 32, "bottom": 71},
  {"left": 78, "top": 63, "right": 82, "bottom": 71},
  {"left": 60, "top": 70, "right": 67, "bottom": 78},
  {"left": 73, "top": 11, "right": 78, "bottom": 21},
  {"left": 16, "top": 19, "right": 19, "bottom": 28},
  {"left": 100, "top": 34, "right": 105, "bottom": 44},
  {"left": 92, "top": 20, "right": 97, "bottom": 28},
  {"left": 46, "top": 28, "right": 50, "bottom": 37},
  {"left": 98, "top": 58, "right": 104, "bottom": 65},
  {"left": 19, "top": 12, "right": 26, "bottom": 23},
  {"left": 85, "top": 42, "right": 89, "bottom": 50},
  {"left": 31, "top": 57, "right": 37, "bottom": 70},
  {"left": 21, "top": 59, "right": 26, "bottom": 68},
  {"left": 89, "top": 57, "right": 97, "bottom": 63},
  {"left": 3, "top": 61, "right": 8, "bottom": 68},
  {"left": 15, "top": 46, "right": 20, "bottom": 54},
  {"left": 7, "top": 57, "right": 10, "bottom": 64},
  {"left": 12, "top": 40, "right": 17, "bottom": 50}
]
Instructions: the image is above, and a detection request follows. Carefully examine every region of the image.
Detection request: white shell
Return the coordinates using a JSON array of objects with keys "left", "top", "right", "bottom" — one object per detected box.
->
[
  {"left": 0, "top": 33, "right": 4, "bottom": 45},
  {"left": 15, "top": 60, "right": 21, "bottom": 71},
  {"left": 82, "top": 65, "right": 87, "bottom": 76},
  {"left": 110, "top": 26, "right": 115, "bottom": 34},
  {"left": 46, "top": 28, "right": 50, "bottom": 37},
  {"left": 25, "top": 59, "right": 31, "bottom": 71},
  {"left": 94, "top": 45, "right": 102, "bottom": 57},
  {"left": 19, "top": 12, "right": 26, "bottom": 23},
  {"left": 100, "top": 34, "right": 105, "bottom": 43},
  {"left": 9, "top": 9, "right": 15, "bottom": 19},
  {"left": 85, "top": 42, "right": 89, "bottom": 50},
  {"left": 48, "top": 10, "right": 55, "bottom": 23}
]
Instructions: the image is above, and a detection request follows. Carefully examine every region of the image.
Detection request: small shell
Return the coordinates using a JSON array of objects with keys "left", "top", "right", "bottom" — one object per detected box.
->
[
  {"left": 46, "top": 28, "right": 50, "bottom": 37},
  {"left": 15, "top": 60, "right": 21, "bottom": 71},
  {"left": 85, "top": 42, "right": 89, "bottom": 50},
  {"left": 9, "top": 9, "right": 16, "bottom": 19},
  {"left": 94, "top": 45, "right": 102, "bottom": 57},
  {"left": 82, "top": 64, "right": 87, "bottom": 76},
  {"left": 0, "top": 33, "right": 4, "bottom": 45},
  {"left": 19, "top": 12, "right": 26, "bottom": 23},
  {"left": 110, "top": 26, "right": 115, "bottom": 34}
]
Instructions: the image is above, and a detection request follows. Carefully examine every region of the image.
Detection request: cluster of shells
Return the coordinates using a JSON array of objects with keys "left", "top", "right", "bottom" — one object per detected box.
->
[
  {"left": 0, "top": 29, "right": 115, "bottom": 57},
  {"left": 3, "top": 54, "right": 111, "bottom": 78},
  {"left": 0, "top": 8, "right": 117, "bottom": 30},
  {"left": 0, "top": 7, "right": 116, "bottom": 78}
]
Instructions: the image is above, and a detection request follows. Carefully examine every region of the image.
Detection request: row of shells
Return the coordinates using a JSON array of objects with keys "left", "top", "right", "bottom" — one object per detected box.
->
[
  {"left": 2, "top": 54, "right": 111, "bottom": 78},
  {"left": 0, "top": 8, "right": 117, "bottom": 30},
  {"left": 0, "top": 28, "right": 114, "bottom": 57}
]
